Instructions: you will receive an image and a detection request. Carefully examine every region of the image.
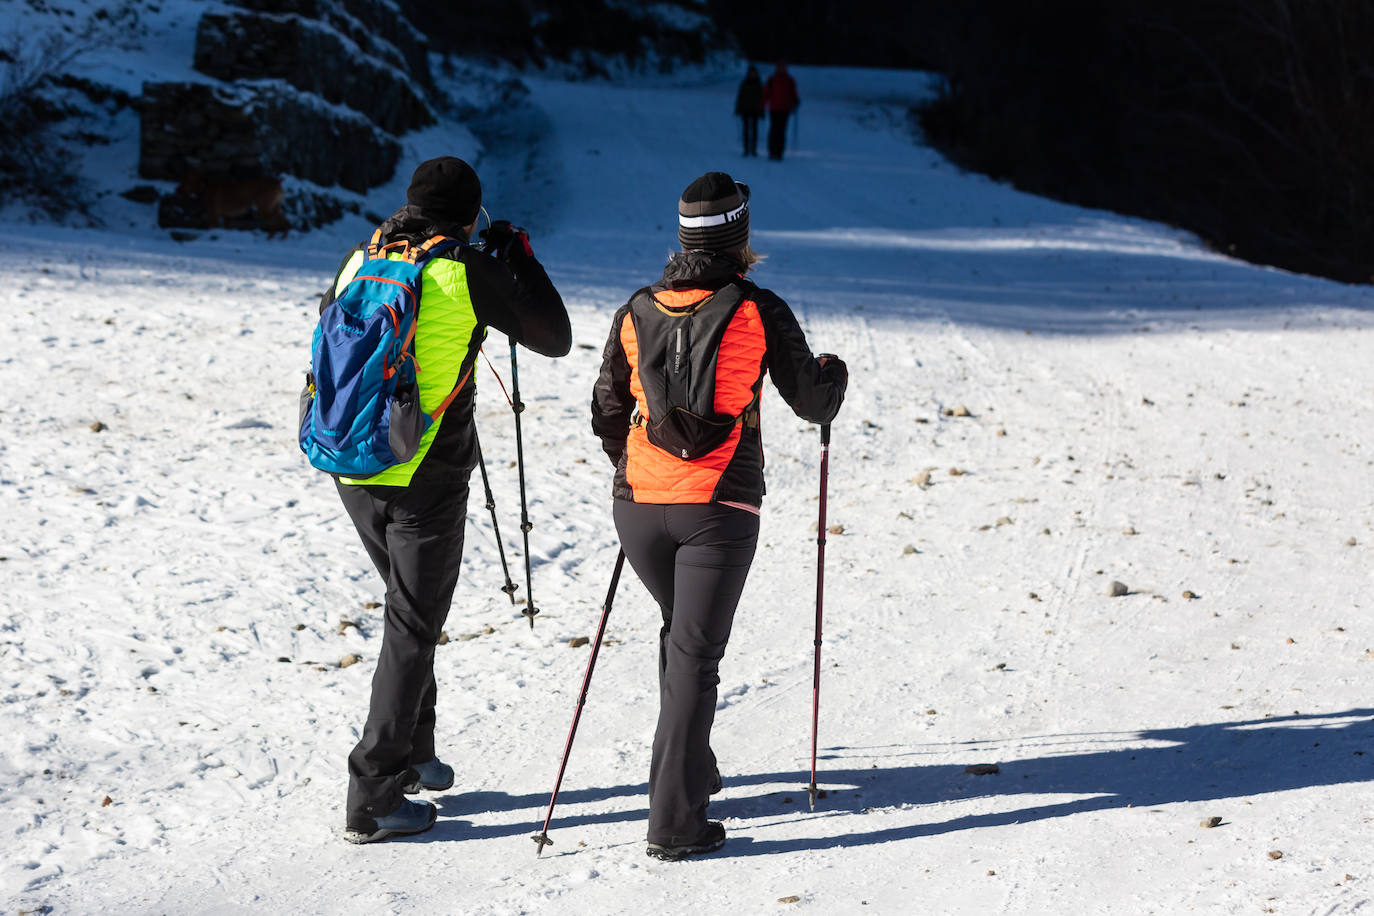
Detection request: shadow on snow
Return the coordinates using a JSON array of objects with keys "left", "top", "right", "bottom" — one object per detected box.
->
[{"left": 416, "top": 709, "right": 1373, "bottom": 854}]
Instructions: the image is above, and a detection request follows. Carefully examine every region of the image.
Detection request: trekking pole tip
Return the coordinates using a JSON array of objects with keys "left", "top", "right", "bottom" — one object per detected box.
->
[{"left": 532, "top": 832, "right": 553, "bottom": 856}]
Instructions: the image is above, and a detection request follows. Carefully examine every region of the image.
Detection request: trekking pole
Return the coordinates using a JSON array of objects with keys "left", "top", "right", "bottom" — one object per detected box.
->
[
  {"left": 532, "top": 549, "right": 627, "bottom": 856},
  {"left": 474, "top": 430, "right": 518, "bottom": 605},
  {"left": 807, "top": 420, "right": 831, "bottom": 811},
  {"left": 508, "top": 339, "right": 539, "bottom": 629}
]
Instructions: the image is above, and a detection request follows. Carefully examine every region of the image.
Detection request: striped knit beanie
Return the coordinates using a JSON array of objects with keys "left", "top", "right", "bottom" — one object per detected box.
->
[{"left": 678, "top": 171, "right": 750, "bottom": 252}]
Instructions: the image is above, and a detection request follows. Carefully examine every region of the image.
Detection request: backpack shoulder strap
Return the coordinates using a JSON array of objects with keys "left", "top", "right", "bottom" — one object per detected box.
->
[
  {"left": 407, "top": 235, "right": 464, "bottom": 267},
  {"left": 364, "top": 228, "right": 387, "bottom": 260}
]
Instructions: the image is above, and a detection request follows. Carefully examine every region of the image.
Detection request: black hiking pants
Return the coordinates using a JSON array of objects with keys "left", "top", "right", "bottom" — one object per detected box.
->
[
  {"left": 613, "top": 499, "right": 760, "bottom": 846},
  {"left": 336, "top": 473, "right": 470, "bottom": 828},
  {"left": 740, "top": 114, "right": 760, "bottom": 156}
]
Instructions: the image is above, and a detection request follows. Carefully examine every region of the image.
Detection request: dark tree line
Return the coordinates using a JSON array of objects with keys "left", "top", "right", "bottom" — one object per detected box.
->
[
  {"left": 914, "top": 0, "right": 1374, "bottom": 283},
  {"left": 716, "top": 0, "right": 1374, "bottom": 284}
]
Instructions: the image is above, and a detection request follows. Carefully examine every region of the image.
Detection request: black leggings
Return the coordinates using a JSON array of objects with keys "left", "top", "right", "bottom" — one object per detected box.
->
[{"left": 613, "top": 499, "right": 760, "bottom": 845}]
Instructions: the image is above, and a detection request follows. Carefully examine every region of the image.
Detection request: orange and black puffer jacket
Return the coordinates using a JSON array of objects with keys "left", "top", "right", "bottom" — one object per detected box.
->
[{"left": 591, "top": 251, "right": 846, "bottom": 507}]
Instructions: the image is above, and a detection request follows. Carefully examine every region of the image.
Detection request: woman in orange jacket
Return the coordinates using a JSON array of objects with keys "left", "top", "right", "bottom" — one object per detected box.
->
[{"left": 591, "top": 171, "right": 847, "bottom": 859}]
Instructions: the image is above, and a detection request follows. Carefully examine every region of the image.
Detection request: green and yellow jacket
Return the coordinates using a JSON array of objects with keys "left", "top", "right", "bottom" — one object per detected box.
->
[{"left": 323, "top": 205, "right": 571, "bottom": 488}]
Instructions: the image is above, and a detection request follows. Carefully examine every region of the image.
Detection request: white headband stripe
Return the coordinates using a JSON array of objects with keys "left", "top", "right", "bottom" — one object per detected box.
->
[{"left": 679, "top": 199, "right": 748, "bottom": 228}]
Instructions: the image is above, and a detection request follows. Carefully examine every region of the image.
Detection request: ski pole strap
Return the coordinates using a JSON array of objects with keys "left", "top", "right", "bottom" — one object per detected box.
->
[{"left": 481, "top": 348, "right": 514, "bottom": 407}]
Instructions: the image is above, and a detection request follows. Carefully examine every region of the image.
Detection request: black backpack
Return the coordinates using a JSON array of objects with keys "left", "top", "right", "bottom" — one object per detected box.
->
[{"left": 627, "top": 282, "right": 758, "bottom": 460}]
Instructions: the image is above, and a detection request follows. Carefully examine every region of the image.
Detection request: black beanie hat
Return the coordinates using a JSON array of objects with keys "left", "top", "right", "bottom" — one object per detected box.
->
[
  {"left": 406, "top": 156, "right": 482, "bottom": 226},
  {"left": 678, "top": 171, "right": 750, "bottom": 252}
]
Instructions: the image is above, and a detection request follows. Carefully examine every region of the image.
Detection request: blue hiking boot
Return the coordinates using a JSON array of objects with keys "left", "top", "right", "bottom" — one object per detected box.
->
[
  {"left": 402, "top": 758, "right": 454, "bottom": 793},
  {"left": 343, "top": 798, "right": 437, "bottom": 844}
]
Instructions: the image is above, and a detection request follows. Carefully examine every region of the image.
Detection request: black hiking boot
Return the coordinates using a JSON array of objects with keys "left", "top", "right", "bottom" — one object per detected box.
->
[{"left": 646, "top": 821, "right": 726, "bottom": 861}]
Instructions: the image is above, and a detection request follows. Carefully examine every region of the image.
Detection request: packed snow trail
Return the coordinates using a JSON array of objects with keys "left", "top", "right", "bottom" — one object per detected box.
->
[{"left": 2, "top": 64, "right": 1373, "bottom": 915}]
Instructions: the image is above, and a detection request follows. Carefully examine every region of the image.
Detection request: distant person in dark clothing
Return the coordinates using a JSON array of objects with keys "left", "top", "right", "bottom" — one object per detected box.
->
[
  {"left": 734, "top": 65, "right": 764, "bottom": 157},
  {"left": 763, "top": 61, "right": 799, "bottom": 161}
]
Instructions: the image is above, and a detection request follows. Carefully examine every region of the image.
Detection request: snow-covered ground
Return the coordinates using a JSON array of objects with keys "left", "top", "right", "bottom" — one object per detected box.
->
[{"left": 3, "top": 52, "right": 1373, "bottom": 914}]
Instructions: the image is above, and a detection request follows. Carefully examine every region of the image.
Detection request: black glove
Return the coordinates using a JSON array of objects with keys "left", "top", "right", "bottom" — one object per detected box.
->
[
  {"left": 479, "top": 219, "right": 513, "bottom": 258},
  {"left": 479, "top": 220, "right": 533, "bottom": 265},
  {"left": 817, "top": 353, "right": 848, "bottom": 390}
]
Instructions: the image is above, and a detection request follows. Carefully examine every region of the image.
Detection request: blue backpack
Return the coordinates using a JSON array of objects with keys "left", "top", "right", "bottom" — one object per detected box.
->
[{"left": 298, "top": 230, "right": 467, "bottom": 478}]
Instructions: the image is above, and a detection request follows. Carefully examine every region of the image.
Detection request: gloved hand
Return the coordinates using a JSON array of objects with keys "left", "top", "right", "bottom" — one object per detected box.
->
[
  {"left": 479, "top": 220, "right": 533, "bottom": 265},
  {"left": 817, "top": 353, "right": 848, "bottom": 390},
  {"left": 479, "top": 219, "right": 513, "bottom": 258}
]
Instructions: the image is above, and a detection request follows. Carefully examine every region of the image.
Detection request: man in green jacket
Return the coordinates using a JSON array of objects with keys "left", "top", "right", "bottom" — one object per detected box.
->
[{"left": 327, "top": 156, "right": 571, "bottom": 844}]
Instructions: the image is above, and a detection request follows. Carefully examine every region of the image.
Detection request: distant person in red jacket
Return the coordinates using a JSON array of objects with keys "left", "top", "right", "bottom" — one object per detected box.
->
[
  {"left": 734, "top": 65, "right": 764, "bottom": 157},
  {"left": 763, "top": 61, "right": 799, "bottom": 161}
]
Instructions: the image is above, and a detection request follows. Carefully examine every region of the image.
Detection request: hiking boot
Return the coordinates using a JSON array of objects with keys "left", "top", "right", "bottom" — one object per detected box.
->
[
  {"left": 646, "top": 821, "right": 726, "bottom": 861},
  {"left": 402, "top": 758, "right": 454, "bottom": 793},
  {"left": 343, "top": 798, "right": 437, "bottom": 844}
]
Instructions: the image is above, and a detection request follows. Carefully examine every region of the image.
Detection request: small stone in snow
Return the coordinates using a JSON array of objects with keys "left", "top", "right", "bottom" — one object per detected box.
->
[
  {"left": 363, "top": 601, "right": 381, "bottom": 610},
  {"left": 101, "top": 795, "right": 113, "bottom": 807},
  {"left": 293, "top": 623, "right": 305, "bottom": 631},
  {"left": 1347, "top": 537, "right": 1358, "bottom": 546},
  {"left": 1029, "top": 592, "right": 1040, "bottom": 601},
  {"left": 437, "top": 631, "right": 450, "bottom": 645},
  {"left": 1109, "top": 581, "right": 1129, "bottom": 597},
  {"left": 996, "top": 516, "right": 1013, "bottom": 527},
  {"left": 966, "top": 764, "right": 1000, "bottom": 775},
  {"left": 902, "top": 545, "right": 920, "bottom": 555},
  {"left": 337, "top": 619, "right": 358, "bottom": 635},
  {"left": 1182, "top": 590, "right": 1199, "bottom": 600},
  {"left": 569, "top": 636, "right": 590, "bottom": 648},
  {"left": 339, "top": 653, "right": 360, "bottom": 668},
  {"left": 913, "top": 469, "right": 934, "bottom": 488},
  {"left": 828, "top": 524, "right": 845, "bottom": 535},
  {"left": 90, "top": 421, "right": 108, "bottom": 432},
  {"left": 1123, "top": 527, "right": 1138, "bottom": 536},
  {"left": 778, "top": 896, "right": 801, "bottom": 904},
  {"left": 950, "top": 404, "right": 972, "bottom": 417},
  {"left": 1268, "top": 850, "right": 1284, "bottom": 860},
  {"left": 1200, "top": 816, "right": 1223, "bottom": 828},
  {"left": 948, "top": 467, "right": 966, "bottom": 476}
]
